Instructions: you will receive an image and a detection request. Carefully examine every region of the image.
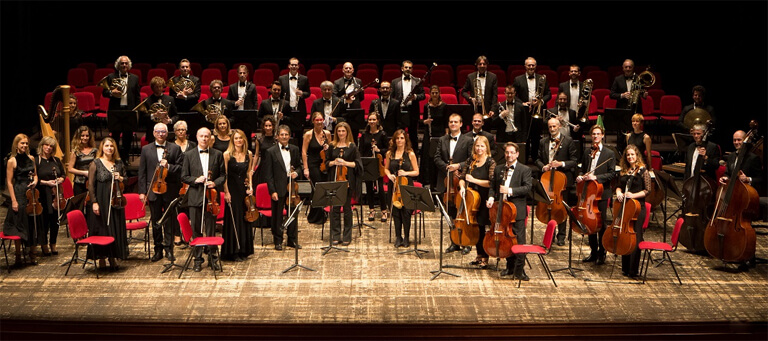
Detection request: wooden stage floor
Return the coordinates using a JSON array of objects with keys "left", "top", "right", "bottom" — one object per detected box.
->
[{"left": 1, "top": 195, "right": 766, "bottom": 340}]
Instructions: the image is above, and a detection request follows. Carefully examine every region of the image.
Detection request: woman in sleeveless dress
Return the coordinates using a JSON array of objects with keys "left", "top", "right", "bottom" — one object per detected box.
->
[
  {"left": 222, "top": 129, "right": 256, "bottom": 261},
  {"left": 302, "top": 112, "right": 332, "bottom": 225},
  {"left": 384, "top": 129, "right": 419, "bottom": 248},
  {"left": 67, "top": 126, "right": 96, "bottom": 196},
  {"left": 3, "top": 134, "right": 40, "bottom": 267}
]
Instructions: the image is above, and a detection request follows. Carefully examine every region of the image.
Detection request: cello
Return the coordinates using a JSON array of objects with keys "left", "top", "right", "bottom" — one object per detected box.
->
[
  {"left": 603, "top": 167, "right": 640, "bottom": 256},
  {"left": 679, "top": 120, "right": 717, "bottom": 253},
  {"left": 570, "top": 144, "right": 610, "bottom": 235},
  {"left": 704, "top": 123, "right": 759, "bottom": 263},
  {"left": 450, "top": 160, "right": 480, "bottom": 247},
  {"left": 484, "top": 165, "right": 518, "bottom": 260},
  {"left": 535, "top": 138, "right": 568, "bottom": 225}
]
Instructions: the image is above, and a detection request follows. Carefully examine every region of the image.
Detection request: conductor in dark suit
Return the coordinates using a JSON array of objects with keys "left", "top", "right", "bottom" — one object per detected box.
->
[
  {"left": 576, "top": 125, "right": 616, "bottom": 265},
  {"left": 138, "top": 123, "right": 184, "bottom": 262},
  {"left": 261, "top": 125, "right": 302, "bottom": 250},
  {"left": 200, "top": 80, "right": 235, "bottom": 131},
  {"left": 391, "top": 60, "right": 426, "bottom": 151},
  {"left": 609, "top": 59, "right": 646, "bottom": 113},
  {"left": 181, "top": 127, "right": 226, "bottom": 272},
  {"left": 278, "top": 57, "right": 311, "bottom": 116},
  {"left": 104, "top": 55, "right": 142, "bottom": 161},
  {"left": 310, "top": 81, "right": 345, "bottom": 132},
  {"left": 683, "top": 123, "right": 721, "bottom": 181},
  {"left": 487, "top": 142, "right": 532, "bottom": 280},
  {"left": 513, "top": 57, "right": 552, "bottom": 163},
  {"left": 461, "top": 56, "right": 499, "bottom": 116},
  {"left": 334, "top": 62, "right": 364, "bottom": 141},
  {"left": 369, "top": 81, "right": 405, "bottom": 136},
  {"left": 489, "top": 85, "right": 527, "bottom": 144},
  {"left": 535, "top": 117, "right": 579, "bottom": 245},
  {"left": 170, "top": 59, "right": 202, "bottom": 113}
]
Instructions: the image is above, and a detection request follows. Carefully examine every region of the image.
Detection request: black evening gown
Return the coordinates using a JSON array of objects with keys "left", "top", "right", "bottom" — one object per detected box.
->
[
  {"left": 222, "top": 154, "right": 255, "bottom": 259},
  {"left": 212, "top": 135, "right": 230, "bottom": 153},
  {"left": 2, "top": 154, "right": 36, "bottom": 245},
  {"left": 86, "top": 158, "right": 129, "bottom": 260},
  {"left": 306, "top": 132, "right": 327, "bottom": 224}
]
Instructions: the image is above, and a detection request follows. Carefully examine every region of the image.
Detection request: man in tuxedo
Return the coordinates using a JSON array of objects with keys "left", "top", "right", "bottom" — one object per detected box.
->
[
  {"left": 104, "top": 55, "right": 141, "bottom": 161},
  {"left": 310, "top": 80, "right": 344, "bottom": 132},
  {"left": 259, "top": 81, "right": 299, "bottom": 141},
  {"left": 200, "top": 80, "right": 235, "bottom": 131},
  {"left": 549, "top": 92, "right": 581, "bottom": 140},
  {"left": 535, "top": 117, "right": 579, "bottom": 246},
  {"left": 434, "top": 113, "right": 474, "bottom": 254},
  {"left": 227, "top": 65, "right": 258, "bottom": 146},
  {"left": 333, "top": 62, "right": 364, "bottom": 141},
  {"left": 610, "top": 59, "right": 647, "bottom": 113},
  {"left": 170, "top": 59, "right": 202, "bottom": 113},
  {"left": 278, "top": 57, "right": 311, "bottom": 118},
  {"left": 369, "top": 81, "right": 404, "bottom": 136},
  {"left": 576, "top": 125, "right": 616, "bottom": 265},
  {"left": 181, "top": 127, "right": 226, "bottom": 272},
  {"left": 469, "top": 113, "right": 496, "bottom": 158},
  {"left": 513, "top": 57, "right": 552, "bottom": 163},
  {"left": 684, "top": 123, "right": 721, "bottom": 181},
  {"left": 461, "top": 56, "right": 498, "bottom": 117},
  {"left": 558, "top": 65, "right": 583, "bottom": 114},
  {"left": 489, "top": 85, "right": 527, "bottom": 144},
  {"left": 261, "top": 125, "right": 302, "bottom": 250},
  {"left": 679, "top": 85, "right": 717, "bottom": 131},
  {"left": 487, "top": 142, "right": 532, "bottom": 280},
  {"left": 141, "top": 77, "right": 177, "bottom": 144},
  {"left": 391, "top": 60, "right": 425, "bottom": 152},
  {"left": 138, "top": 123, "right": 184, "bottom": 262}
]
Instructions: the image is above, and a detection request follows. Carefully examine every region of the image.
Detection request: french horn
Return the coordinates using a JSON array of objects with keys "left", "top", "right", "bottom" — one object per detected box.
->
[
  {"left": 98, "top": 75, "right": 127, "bottom": 96},
  {"left": 191, "top": 101, "right": 222, "bottom": 124},
  {"left": 134, "top": 98, "right": 170, "bottom": 123},
  {"left": 168, "top": 77, "right": 194, "bottom": 94}
]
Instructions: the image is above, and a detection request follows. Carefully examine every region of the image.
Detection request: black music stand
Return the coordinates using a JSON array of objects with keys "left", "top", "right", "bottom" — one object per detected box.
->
[
  {"left": 106, "top": 109, "right": 138, "bottom": 132},
  {"left": 358, "top": 157, "right": 380, "bottom": 230},
  {"left": 445, "top": 104, "right": 474, "bottom": 132},
  {"left": 343, "top": 108, "right": 365, "bottom": 132},
  {"left": 397, "top": 185, "right": 433, "bottom": 258},
  {"left": 551, "top": 202, "right": 585, "bottom": 277},
  {"left": 430, "top": 195, "right": 460, "bottom": 280},
  {"left": 604, "top": 108, "right": 633, "bottom": 152},
  {"left": 528, "top": 178, "right": 551, "bottom": 244},
  {"left": 176, "top": 112, "right": 207, "bottom": 137},
  {"left": 672, "top": 133, "right": 694, "bottom": 163},
  {"left": 282, "top": 199, "right": 315, "bottom": 274},
  {"left": 313, "top": 181, "right": 350, "bottom": 255}
]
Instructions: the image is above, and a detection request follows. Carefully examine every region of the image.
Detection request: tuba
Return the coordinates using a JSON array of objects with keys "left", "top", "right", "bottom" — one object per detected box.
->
[
  {"left": 98, "top": 75, "right": 127, "bottom": 96},
  {"left": 577, "top": 79, "right": 594, "bottom": 122},
  {"left": 191, "top": 101, "right": 222, "bottom": 124},
  {"left": 168, "top": 77, "right": 194, "bottom": 94},
  {"left": 629, "top": 67, "right": 655, "bottom": 111},
  {"left": 134, "top": 98, "right": 170, "bottom": 123}
]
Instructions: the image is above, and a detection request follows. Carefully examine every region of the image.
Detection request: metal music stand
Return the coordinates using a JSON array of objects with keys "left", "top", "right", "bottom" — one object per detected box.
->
[
  {"left": 358, "top": 157, "right": 380, "bottom": 230},
  {"left": 430, "top": 195, "right": 460, "bottom": 280},
  {"left": 657, "top": 170, "right": 682, "bottom": 242},
  {"left": 313, "top": 181, "right": 350, "bottom": 255},
  {"left": 528, "top": 178, "right": 552, "bottom": 244},
  {"left": 397, "top": 185, "right": 433, "bottom": 258},
  {"left": 551, "top": 202, "right": 585, "bottom": 277},
  {"left": 282, "top": 200, "right": 315, "bottom": 274}
]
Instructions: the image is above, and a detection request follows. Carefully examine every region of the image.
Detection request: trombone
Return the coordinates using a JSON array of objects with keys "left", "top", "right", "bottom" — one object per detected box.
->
[
  {"left": 475, "top": 77, "right": 487, "bottom": 119},
  {"left": 530, "top": 74, "right": 546, "bottom": 119}
]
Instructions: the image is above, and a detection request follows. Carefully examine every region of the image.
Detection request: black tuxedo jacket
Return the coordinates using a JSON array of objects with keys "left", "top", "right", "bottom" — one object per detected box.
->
[
  {"left": 490, "top": 99, "right": 527, "bottom": 143},
  {"left": 333, "top": 76, "right": 363, "bottom": 107},
  {"left": 609, "top": 74, "right": 644, "bottom": 112},
  {"left": 138, "top": 142, "right": 184, "bottom": 201},
  {"left": 203, "top": 97, "right": 236, "bottom": 122},
  {"left": 535, "top": 134, "right": 579, "bottom": 187},
  {"left": 461, "top": 71, "right": 498, "bottom": 112},
  {"left": 489, "top": 162, "right": 532, "bottom": 221},
  {"left": 469, "top": 130, "right": 496, "bottom": 147},
  {"left": 579, "top": 144, "right": 616, "bottom": 200},
  {"left": 144, "top": 94, "right": 178, "bottom": 122},
  {"left": 170, "top": 74, "right": 202, "bottom": 112},
  {"left": 391, "top": 75, "right": 426, "bottom": 114},
  {"left": 311, "top": 96, "right": 346, "bottom": 121},
  {"left": 558, "top": 80, "right": 583, "bottom": 110},
  {"left": 226, "top": 81, "right": 258, "bottom": 110},
  {"left": 262, "top": 143, "right": 302, "bottom": 197},
  {"left": 684, "top": 141, "right": 720, "bottom": 181},
  {"left": 278, "top": 73, "right": 311, "bottom": 113},
  {"left": 725, "top": 150, "right": 763, "bottom": 195},
  {"left": 513, "top": 73, "right": 552, "bottom": 104},
  {"left": 369, "top": 97, "right": 405, "bottom": 135},
  {"left": 181, "top": 147, "right": 226, "bottom": 207},
  {"left": 548, "top": 106, "right": 580, "bottom": 138},
  {"left": 259, "top": 97, "right": 300, "bottom": 133},
  {"left": 104, "top": 72, "right": 141, "bottom": 110},
  {"left": 433, "top": 132, "right": 474, "bottom": 192}
]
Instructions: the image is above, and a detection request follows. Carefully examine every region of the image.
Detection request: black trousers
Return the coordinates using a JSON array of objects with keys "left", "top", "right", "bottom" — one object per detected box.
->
[
  {"left": 330, "top": 190, "right": 353, "bottom": 243},
  {"left": 188, "top": 206, "right": 217, "bottom": 262},
  {"left": 364, "top": 179, "right": 387, "bottom": 211},
  {"left": 392, "top": 206, "right": 411, "bottom": 241},
  {"left": 505, "top": 219, "right": 527, "bottom": 274},
  {"left": 587, "top": 199, "right": 610, "bottom": 254},
  {"left": 38, "top": 211, "right": 59, "bottom": 246},
  {"left": 271, "top": 195, "right": 298, "bottom": 246},
  {"left": 148, "top": 195, "right": 176, "bottom": 255}
]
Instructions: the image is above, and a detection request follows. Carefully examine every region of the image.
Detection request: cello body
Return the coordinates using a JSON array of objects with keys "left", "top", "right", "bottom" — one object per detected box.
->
[
  {"left": 535, "top": 168, "right": 567, "bottom": 225},
  {"left": 704, "top": 179, "right": 758, "bottom": 262},
  {"left": 679, "top": 170, "right": 717, "bottom": 253},
  {"left": 571, "top": 179, "right": 603, "bottom": 235},
  {"left": 603, "top": 197, "right": 639, "bottom": 256},
  {"left": 450, "top": 190, "right": 480, "bottom": 247},
  {"left": 484, "top": 200, "right": 517, "bottom": 259}
]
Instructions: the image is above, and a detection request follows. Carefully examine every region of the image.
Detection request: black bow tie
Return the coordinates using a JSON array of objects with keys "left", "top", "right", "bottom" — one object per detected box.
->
[
  {"left": 571, "top": 83, "right": 578, "bottom": 88},
  {"left": 345, "top": 78, "right": 353, "bottom": 84},
  {"left": 199, "top": 149, "right": 208, "bottom": 154},
  {"left": 451, "top": 136, "right": 458, "bottom": 141},
  {"left": 323, "top": 99, "right": 331, "bottom": 104},
  {"left": 212, "top": 98, "right": 220, "bottom": 103},
  {"left": 281, "top": 145, "right": 290, "bottom": 151},
  {"left": 272, "top": 98, "right": 280, "bottom": 102},
  {"left": 155, "top": 145, "right": 165, "bottom": 149},
  {"left": 381, "top": 99, "right": 388, "bottom": 103},
  {"left": 508, "top": 165, "right": 515, "bottom": 170},
  {"left": 528, "top": 75, "right": 535, "bottom": 80},
  {"left": 239, "top": 82, "right": 246, "bottom": 87},
  {"left": 120, "top": 74, "right": 128, "bottom": 78},
  {"left": 477, "top": 73, "right": 485, "bottom": 78},
  {"left": 403, "top": 76, "right": 411, "bottom": 81},
  {"left": 472, "top": 132, "right": 478, "bottom": 138},
  {"left": 290, "top": 76, "right": 297, "bottom": 80}
]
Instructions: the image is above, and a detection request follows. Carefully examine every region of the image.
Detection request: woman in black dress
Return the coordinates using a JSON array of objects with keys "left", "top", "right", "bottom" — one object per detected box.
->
[
  {"left": 212, "top": 115, "right": 232, "bottom": 153},
  {"left": 67, "top": 126, "right": 96, "bottom": 196},
  {"left": 384, "top": 129, "right": 419, "bottom": 248},
  {"left": 86, "top": 137, "right": 128, "bottom": 270},
  {"left": 222, "top": 129, "right": 255, "bottom": 261},
  {"left": 359, "top": 112, "right": 389, "bottom": 222},
  {"left": 326, "top": 122, "right": 362, "bottom": 246},
  {"left": 615, "top": 144, "right": 652, "bottom": 278},
  {"left": 421, "top": 85, "right": 447, "bottom": 188},
  {"left": 302, "top": 112, "right": 331, "bottom": 225},
  {"left": 173, "top": 120, "right": 197, "bottom": 153},
  {"left": 3, "top": 134, "right": 40, "bottom": 266},
  {"left": 257, "top": 115, "right": 277, "bottom": 185},
  {"left": 458, "top": 135, "right": 495, "bottom": 268},
  {"left": 35, "top": 136, "right": 66, "bottom": 257},
  {"left": 625, "top": 114, "right": 653, "bottom": 169}
]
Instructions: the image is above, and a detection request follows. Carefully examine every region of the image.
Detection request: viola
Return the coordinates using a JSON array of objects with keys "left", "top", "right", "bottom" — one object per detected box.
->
[
  {"left": 679, "top": 120, "right": 716, "bottom": 253},
  {"left": 287, "top": 166, "right": 302, "bottom": 207},
  {"left": 109, "top": 166, "right": 126, "bottom": 209},
  {"left": 178, "top": 183, "right": 189, "bottom": 207},
  {"left": 244, "top": 178, "right": 259, "bottom": 223},
  {"left": 25, "top": 171, "right": 43, "bottom": 216},
  {"left": 319, "top": 131, "right": 328, "bottom": 173},
  {"left": 371, "top": 139, "right": 386, "bottom": 177},
  {"left": 205, "top": 170, "right": 220, "bottom": 216},
  {"left": 51, "top": 167, "right": 66, "bottom": 211},
  {"left": 484, "top": 165, "right": 518, "bottom": 259},
  {"left": 391, "top": 159, "right": 408, "bottom": 209},
  {"left": 602, "top": 167, "right": 640, "bottom": 256},
  {"left": 151, "top": 149, "right": 169, "bottom": 195},
  {"left": 535, "top": 138, "right": 568, "bottom": 225},
  {"left": 704, "top": 122, "right": 759, "bottom": 262}
]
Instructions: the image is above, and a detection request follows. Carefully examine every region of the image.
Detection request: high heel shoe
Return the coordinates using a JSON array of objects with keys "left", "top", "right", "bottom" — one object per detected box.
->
[
  {"left": 108, "top": 258, "right": 119, "bottom": 271},
  {"left": 50, "top": 244, "right": 58, "bottom": 255},
  {"left": 380, "top": 211, "right": 389, "bottom": 222},
  {"left": 368, "top": 211, "right": 375, "bottom": 221},
  {"left": 12, "top": 254, "right": 23, "bottom": 268}
]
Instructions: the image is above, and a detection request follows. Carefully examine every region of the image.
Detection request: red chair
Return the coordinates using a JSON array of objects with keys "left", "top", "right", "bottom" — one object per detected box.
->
[
  {"left": 74, "top": 92, "right": 96, "bottom": 116},
  {"left": 201, "top": 68, "right": 223, "bottom": 86},
  {"left": 156, "top": 62, "right": 177, "bottom": 78},
  {"left": 1, "top": 232, "right": 24, "bottom": 273},
  {"left": 310, "top": 63, "right": 331, "bottom": 78},
  {"left": 540, "top": 70, "right": 559, "bottom": 89},
  {"left": 93, "top": 68, "right": 113, "bottom": 84},
  {"left": 382, "top": 69, "right": 401, "bottom": 83},
  {"left": 123, "top": 193, "right": 150, "bottom": 259},
  {"left": 207, "top": 62, "right": 227, "bottom": 78},
  {"left": 253, "top": 69, "right": 274, "bottom": 87},
  {"left": 64, "top": 210, "right": 115, "bottom": 279},
  {"left": 603, "top": 94, "right": 617, "bottom": 111},
  {"left": 586, "top": 71, "right": 611, "bottom": 89},
  {"left": 329, "top": 68, "right": 344, "bottom": 82},
  {"left": 429, "top": 69, "right": 453, "bottom": 87},
  {"left": 258, "top": 63, "right": 280, "bottom": 79},
  {"left": 129, "top": 69, "right": 143, "bottom": 86},
  {"left": 658, "top": 95, "right": 682, "bottom": 121},
  {"left": 639, "top": 217, "right": 684, "bottom": 285},
  {"left": 307, "top": 69, "right": 327, "bottom": 87},
  {"left": 146, "top": 68, "right": 168, "bottom": 84},
  {"left": 647, "top": 89, "right": 665, "bottom": 111},
  {"left": 592, "top": 89, "right": 611, "bottom": 113},
  {"left": 495, "top": 71, "right": 507, "bottom": 87},
  {"left": 510, "top": 220, "right": 558, "bottom": 288},
  {"left": 255, "top": 183, "right": 283, "bottom": 246},
  {"left": 77, "top": 62, "right": 98, "bottom": 83},
  {"left": 67, "top": 68, "right": 90, "bottom": 88},
  {"left": 439, "top": 86, "right": 457, "bottom": 98},
  {"left": 232, "top": 62, "right": 254, "bottom": 73},
  {"left": 176, "top": 212, "right": 224, "bottom": 279},
  {"left": 455, "top": 69, "right": 473, "bottom": 88},
  {"left": 441, "top": 94, "right": 458, "bottom": 105}
]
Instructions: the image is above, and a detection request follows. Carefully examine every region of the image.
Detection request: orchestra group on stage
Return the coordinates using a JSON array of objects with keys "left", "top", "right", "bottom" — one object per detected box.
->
[{"left": 4, "top": 55, "right": 764, "bottom": 279}]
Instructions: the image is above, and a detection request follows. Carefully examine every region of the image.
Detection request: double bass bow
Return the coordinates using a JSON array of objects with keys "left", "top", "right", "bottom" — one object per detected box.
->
[
  {"left": 679, "top": 120, "right": 716, "bottom": 253},
  {"left": 484, "top": 164, "right": 518, "bottom": 261},
  {"left": 535, "top": 138, "right": 568, "bottom": 225},
  {"left": 603, "top": 167, "right": 640, "bottom": 256}
]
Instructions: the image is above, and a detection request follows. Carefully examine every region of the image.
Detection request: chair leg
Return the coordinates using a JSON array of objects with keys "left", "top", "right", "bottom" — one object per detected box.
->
[
  {"left": 642, "top": 250, "right": 652, "bottom": 284},
  {"left": 539, "top": 254, "right": 557, "bottom": 287},
  {"left": 666, "top": 251, "right": 683, "bottom": 285},
  {"left": 178, "top": 247, "right": 195, "bottom": 279},
  {"left": 2, "top": 240, "right": 10, "bottom": 274}
]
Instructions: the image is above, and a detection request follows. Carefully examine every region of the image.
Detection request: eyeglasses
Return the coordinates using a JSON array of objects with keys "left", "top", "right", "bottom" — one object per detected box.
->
[
  {"left": 175, "top": 128, "right": 187, "bottom": 131},
  {"left": 154, "top": 130, "right": 168, "bottom": 134}
]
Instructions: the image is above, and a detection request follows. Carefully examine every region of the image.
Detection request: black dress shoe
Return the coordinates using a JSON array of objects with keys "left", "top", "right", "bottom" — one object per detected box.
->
[
  {"left": 583, "top": 253, "right": 598, "bottom": 262},
  {"left": 445, "top": 244, "right": 461, "bottom": 253},
  {"left": 394, "top": 237, "right": 403, "bottom": 248},
  {"left": 461, "top": 246, "right": 472, "bottom": 255},
  {"left": 275, "top": 244, "right": 283, "bottom": 251},
  {"left": 556, "top": 236, "right": 565, "bottom": 246},
  {"left": 514, "top": 272, "right": 530, "bottom": 281},
  {"left": 596, "top": 252, "right": 606, "bottom": 265},
  {"left": 166, "top": 253, "right": 176, "bottom": 262},
  {"left": 151, "top": 252, "right": 164, "bottom": 262},
  {"left": 402, "top": 240, "right": 410, "bottom": 248},
  {"left": 286, "top": 243, "right": 302, "bottom": 249},
  {"left": 210, "top": 261, "right": 222, "bottom": 271},
  {"left": 193, "top": 262, "right": 203, "bottom": 272},
  {"left": 500, "top": 269, "right": 512, "bottom": 277}
]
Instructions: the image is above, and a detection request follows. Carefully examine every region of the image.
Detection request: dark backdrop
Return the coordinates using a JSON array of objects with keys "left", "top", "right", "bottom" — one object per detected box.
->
[{"left": 2, "top": 1, "right": 766, "bottom": 160}]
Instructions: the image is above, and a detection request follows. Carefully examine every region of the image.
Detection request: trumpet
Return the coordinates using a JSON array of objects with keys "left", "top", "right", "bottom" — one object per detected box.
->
[
  {"left": 191, "top": 101, "right": 222, "bottom": 124},
  {"left": 168, "top": 77, "right": 195, "bottom": 94},
  {"left": 98, "top": 75, "right": 127, "bottom": 96},
  {"left": 547, "top": 109, "right": 579, "bottom": 129},
  {"left": 577, "top": 79, "right": 593, "bottom": 123},
  {"left": 499, "top": 101, "right": 517, "bottom": 133}
]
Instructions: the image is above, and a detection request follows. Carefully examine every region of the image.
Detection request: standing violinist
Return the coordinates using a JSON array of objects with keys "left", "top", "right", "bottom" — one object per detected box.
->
[
  {"left": 576, "top": 125, "right": 616, "bottom": 266},
  {"left": 434, "top": 113, "right": 474, "bottom": 254},
  {"left": 458, "top": 136, "right": 496, "bottom": 267},
  {"left": 486, "top": 142, "right": 532, "bottom": 280},
  {"left": 222, "top": 129, "right": 256, "bottom": 262},
  {"left": 181, "top": 127, "right": 226, "bottom": 272},
  {"left": 385, "top": 129, "right": 419, "bottom": 248},
  {"left": 3, "top": 134, "right": 40, "bottom": 267},
  {"left": 615, "top": 145, "right": 652, "bottom": 278},
  {"left": 359, "top": 112, "right": 389, "bottom": 222},
  {"left": 262, "top": 125, "right": 302, "bottom": 251},
  {"left": 302, "top": 112, "right": 331, "bottom": 225},
  {"left": 139, "top": 123, "right": 184, "bottom": 263},
  {"left": 326, "top": 122, "right": 363, "bottom": 246},
  {"left": 535, "top": 117, "right": 578, "bottom": 246},
  {"left": 35, "top": 136, "right": 65, "bottom": 257},
  {"left": 684, "top": 123, "right": 721, "bottom": 181}
]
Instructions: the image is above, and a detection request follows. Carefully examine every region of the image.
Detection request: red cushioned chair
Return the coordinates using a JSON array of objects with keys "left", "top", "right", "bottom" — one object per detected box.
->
[
  {"left": 64, "top": 210, "right": 115, "bottom": 279},
  {"left": 639, "top": 217, "right": 684, "bottom": 285},
  {"left": 67, "top": 68, "right": 90, "bottom": 88},
  {"left": 177, "top": 212, "right": 224, "bottom": 279},
  {"left": 510, "top": 220, "right": 558, "bottom": 288},
  {"left": 253, "top": 69, "right": 274, "bottom": 87},
  {"left": 124, "top": 193, "right": 150, "bottom": 259},
  {"left": 201, "top": 68, "right": 222, "bottom": 86},
  {"left": 0, "top": 232, "right": 24, "bottom": 274},
  {"left": 255, "top": 183, "right": 283, "bottom": 246}
]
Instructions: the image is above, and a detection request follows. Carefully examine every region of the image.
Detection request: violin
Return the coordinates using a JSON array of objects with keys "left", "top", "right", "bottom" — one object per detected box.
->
[
  {"left": 319, "top": 130, "right": 328, "bottom": 173},
  {"left": 25, "top": 171, "right": 43, "bottom": 216},
  {"left": 109, "top": 165, "right": 126, "bottom": 209},
  {"left": 679, "top": 120, "right": 716, "bottom": 253},
  {"left": 704, "top": 122, "right": 759, "bottom": 263},
  {"left": 205, "top": 170, "right": 220, "bottom": 216},
  {"left": 391, "top": 159, "right": 408, "bottom": 209},
  {"left": 244, "top": 177, "right": 259, "bottom": 223},
  {"left": 178, "top": 183, "right": 189, "bottom": 207},
  {"left": 603, "top": 167, "right": 640, "bottom": 256},
  {"left": 535, "top": 138, "right": 568, "bottom": 225},
  {"left": 287, "top": 166, "right": 302, "bottom": 206},
  {"left": 334, "top": 147, "right": 348, "bottom": 182},
  {"left": 571, "top": 144, "right": 606, "bottom": 235},
  {"left": 51, "top": 167, "right": 66, "bottom": 211},
  {"left": 484, "top": 164, "right": 518, "bottom": 259},
  {"left": 371, "top": 139, "right": 386, "bottom": 177},
  {"left": 443, "top": 158, "right": 460, "bottom": 208},
  {"left": 151, "top": 149, "right": 169, "bottom": 195}
]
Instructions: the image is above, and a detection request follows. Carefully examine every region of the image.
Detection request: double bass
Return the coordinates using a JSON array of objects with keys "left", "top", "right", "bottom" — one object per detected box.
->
[
  {"left": 484, "top": 165, "right": 518, "bottom": 260},
  {"left": 450, "top": 160, "right": 480, "bottom": 247},
  {"left": 679, "top": 120, "right": 716, "bottom": 253},
  {"left": 535, "top": 138, "right": 568, "bottom": 225},
  {"left": 603, "top": 167, "right": 640, "bottom": 256},
  {"left": 704, "top": 123, "right": 759, "bottom": 263},
  {"left": 570, "top": 144, "right": 609, "bottom": 235}
]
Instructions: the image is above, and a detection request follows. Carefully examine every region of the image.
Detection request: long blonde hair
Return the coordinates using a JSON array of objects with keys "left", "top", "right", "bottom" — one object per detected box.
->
[
  {"left": 9, "top": 134, "right": 28, "bottom": 158},
  {"left": 226, "top": 129, "right": 248, "bottom": 157},
  {"left": 37, "top": 136, "right": 58, "bottom": 156},
  {"left": 96, "top": 137, "right": 121, "bottom": 161},
  {"left": 331, "top": 122, "right": 354, "bottom": 147}
]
